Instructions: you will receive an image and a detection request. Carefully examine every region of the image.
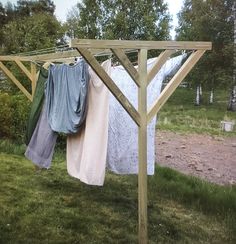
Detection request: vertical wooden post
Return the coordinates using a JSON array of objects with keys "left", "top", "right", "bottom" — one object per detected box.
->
[
  {"left": 138, "top": 49, "right": 148, "bottom": 244},
  {"left": 31, "top": 62, "right": 37, "bottom": 98}
]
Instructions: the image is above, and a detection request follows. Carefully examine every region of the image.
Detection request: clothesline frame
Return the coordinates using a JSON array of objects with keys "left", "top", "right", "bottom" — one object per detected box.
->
[
  {"left": 0, "top": 39, "right": 212, "bottom": 244},
  {"left": 0, "top": 48, "right": 137, "bottom": 101}
]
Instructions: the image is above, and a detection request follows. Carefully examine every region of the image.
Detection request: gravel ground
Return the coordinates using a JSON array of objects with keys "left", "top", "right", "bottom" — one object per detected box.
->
[{"left": 155, "top": 131, "right": 236, "bottom": 185}]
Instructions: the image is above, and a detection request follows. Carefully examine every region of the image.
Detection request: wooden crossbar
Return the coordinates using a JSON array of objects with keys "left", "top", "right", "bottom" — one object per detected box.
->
[{"left": 71, "top": 39, "right": 212, "bottom": 50}]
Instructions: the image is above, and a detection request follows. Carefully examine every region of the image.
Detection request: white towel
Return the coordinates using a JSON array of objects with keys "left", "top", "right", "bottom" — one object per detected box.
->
[{"left": 67, "top": 59, "right": 111, "bottom": 186}]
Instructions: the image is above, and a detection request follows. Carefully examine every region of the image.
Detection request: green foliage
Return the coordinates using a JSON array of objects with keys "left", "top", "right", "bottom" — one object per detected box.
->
[
  {"left": 65, "top": 0, "right": 171, "bottom": 41},
  {"left": 176, "top": 0, "right": 234, "bottom": 89},
  {"left": 0, "top": 152, "right": 235, "bottom": 243},
  {"left": 157, "top": 88, "right": 236, "bottom": 135},
  {"left": 0, "top": 92, "right": 30, "bottom": 142},
  {"left": 2, "top": 13, "right": 64, "bottom": 54},
  {"left": 0, "top": 0, "right": 64, "bottom": 54},
  {"left": 0, "top": 139, "right": 26, "bottom": 155},
  {"left": 0, "top": 93, "right": 14, "bottom": 138},
  {"left": 16, "top": 0, "right": 55, "bottom": 16}
]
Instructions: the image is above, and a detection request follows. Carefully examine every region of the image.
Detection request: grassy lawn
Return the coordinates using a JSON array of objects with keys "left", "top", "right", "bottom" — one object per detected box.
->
[
  {"left": 0, "top": 88, "right": 236, "bottom": 243},
  {"left": 157, "top": 88, "right": 236, "bottom": 136},
  {"left": 0, "top": 148, "right": 235, "bottom": 244}
]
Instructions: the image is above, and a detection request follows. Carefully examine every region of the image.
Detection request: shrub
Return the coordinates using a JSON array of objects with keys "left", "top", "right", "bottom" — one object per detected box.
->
[{"left": 0, "top": 92, "right": 30, "bottom": 143}]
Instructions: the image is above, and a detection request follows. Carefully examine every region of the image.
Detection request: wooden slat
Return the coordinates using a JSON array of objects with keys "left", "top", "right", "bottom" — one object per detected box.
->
[
  {"left": 28, "top": 50, "right": 80, "bottom": 61},
  {"left": 0, "top": 61, "right": 32, "bottom": 101},
  {"left": 0, "top": 50, "right": 79, "bottom": 62},
  {"left": 0, "top": 56, "right": 33, "bottom": 62},
  {"left": 147, "top": 50, "right": 175, "bottom": 85},
  {"left": 147, "top": 50, "right": 206, "bottom": 123},
  {"left": 111, "top": 48, "right": 140, "bottom": 87},
  {"left": 15, "top": 59, "right": 33, "bottom": 82},
  {"left": 31, "top": 63, "right": 37, "bottom": 97},
  {"left": 138, "top": 49, "right": 148, "bottom": 244},
  {"left": 42, "top": 62, "right": 51, "bottom": 69},
  {"left": 77, "top": 47, "right": 141, "bottom": 126},
  {"left": 71, "top": 39, "right": 212, "bottom": 50}
]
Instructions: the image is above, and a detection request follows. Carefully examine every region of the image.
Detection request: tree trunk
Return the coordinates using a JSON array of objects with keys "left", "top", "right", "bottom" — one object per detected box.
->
[
  {"left": 195, "top": 85, "right": 200, "bottom": 106},
  {"left": 228, "top": 1, "right": 236, "bottom": 111},
  {"left": 209, "top": 89, "right": 214, "bottom": 104}
]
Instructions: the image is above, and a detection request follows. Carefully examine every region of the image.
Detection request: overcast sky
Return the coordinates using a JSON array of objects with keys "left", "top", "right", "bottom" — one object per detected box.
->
[{"left": 1, "top": 0, "right": 183, "bottom": 39}]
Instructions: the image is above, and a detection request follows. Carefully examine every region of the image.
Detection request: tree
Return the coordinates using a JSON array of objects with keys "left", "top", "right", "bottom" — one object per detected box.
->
[
  {"left": 176, "top": 0, "right": 234, "bottom": 96},
  {"left": 2, "top": 13, "right": 64, "bottom": 54},
  {"left": 0, "top": 0, "right": 63, "bottom": 54},
  {"left": 227, "top": 1, "right": 236, "bottom": 111},
  {"left": 66, "top": 0, "right": 101, "bottom": 39},
  {"left": 15, "top": 0, "right": 55, "bottom": 16},
  {"left": 65, "top": 0, "right": 171, "bottom": 41}
]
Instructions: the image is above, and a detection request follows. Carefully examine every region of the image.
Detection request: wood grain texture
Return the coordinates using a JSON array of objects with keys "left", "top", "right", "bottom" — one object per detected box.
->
[
  {"left": 71, "top": 39, "right": 212, "bottom": 50},
  {"left": 138, "top": 49, "right": 148, "bottom": 244}
]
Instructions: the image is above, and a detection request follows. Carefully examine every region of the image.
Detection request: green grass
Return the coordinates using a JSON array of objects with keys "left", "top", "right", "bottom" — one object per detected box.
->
[
  {"left": 0, "top": 88, "right": 236, "bottom": 243},
  {"left": 157, "top": 88, "right": 236, "bottom": 136},
  {"left": 0, "top": 151, "right": 235, "bottom": 243}
]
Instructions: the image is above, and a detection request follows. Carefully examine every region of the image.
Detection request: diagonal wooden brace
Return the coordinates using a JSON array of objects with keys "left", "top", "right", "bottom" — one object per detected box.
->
[
  {"left": 77, "top": 47, "right": 141, "bottom": 126},
  {"left": 0, "top": 61, "right": 32, "bottom": 101},
  {"left": 111, "top": 48, "right": 140, "bottom": 87},
  {"left": 147, "top": 50, "right": 176, "bottom": 85},
  {"left": 15, "top": 59, "right": 33, "bottom": 82},
  {"left": 147, "top": 50, "right": 206, "bottom": 123}
]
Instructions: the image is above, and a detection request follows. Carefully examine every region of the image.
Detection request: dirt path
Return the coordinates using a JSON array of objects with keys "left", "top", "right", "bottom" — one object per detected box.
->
[{"left": 155, "top": 131, "right": 236, "bottom": 185}]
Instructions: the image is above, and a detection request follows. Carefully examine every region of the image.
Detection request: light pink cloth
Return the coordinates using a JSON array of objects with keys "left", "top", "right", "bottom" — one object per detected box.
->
[{"left": 66, "top": 59, "right": 111, "bottom": 186}]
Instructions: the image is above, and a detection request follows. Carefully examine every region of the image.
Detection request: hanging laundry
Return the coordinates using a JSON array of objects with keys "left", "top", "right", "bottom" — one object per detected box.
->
[
  {"left": 67, "top": 59, "right": 111, "bottom": 186},
  {"left": 25, "top": 67, "right": 48, "bottom": 145},
  {"left": 46, "top": 59, "right": 89, "bottom": 134},
  {"left": 25, "top": 102, "right": 58, "bottom": 169},
  {"left": 107, "top": 55, "right": 185, "bottom": 175}
]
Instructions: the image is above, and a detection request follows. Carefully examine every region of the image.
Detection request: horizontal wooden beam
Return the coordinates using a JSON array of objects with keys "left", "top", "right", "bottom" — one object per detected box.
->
[
  {"left": 0, "top": 61, "right": 32, "bottom": 101},
  {"left": 147, "top": 50, "right": 206, "bottom": 123},
  {"left": 77, "top": 47, "right": 141, "bottom": 126},
  {"left": 28, "top": 50, "right": 80, "bottom": 61},
  {"left": 0, "top": 56, "right": 33, "bottom": 62},
  {"left": 0, "top": 50, "right": 80, "bottom": 62},
  {"left": 71, "top": 39, "right": 212, "bottom": 50}
]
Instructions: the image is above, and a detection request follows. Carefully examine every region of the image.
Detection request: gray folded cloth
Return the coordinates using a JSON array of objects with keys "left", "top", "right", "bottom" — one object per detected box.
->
[{"left": 45, "top": 60, "right": 89, "bottom": 134}]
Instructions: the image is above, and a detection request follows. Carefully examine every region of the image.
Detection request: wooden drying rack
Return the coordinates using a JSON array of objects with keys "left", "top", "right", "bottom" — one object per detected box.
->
[{"left": 0, "top": 39, "right": 212, "bottom": 244}]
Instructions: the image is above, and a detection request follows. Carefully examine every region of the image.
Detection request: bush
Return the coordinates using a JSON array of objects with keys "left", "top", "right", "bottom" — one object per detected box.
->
[{"left": 0, "top": 92, "right": 30, "bottom": 143}]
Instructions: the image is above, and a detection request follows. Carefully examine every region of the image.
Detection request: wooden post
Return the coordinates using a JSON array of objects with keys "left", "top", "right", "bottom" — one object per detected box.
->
[
  {"left": 138, "top": 49, "right": 148, "bottom": 244},
  {"left": 31, "top": 62, "right": 37, "bottom": 98}
]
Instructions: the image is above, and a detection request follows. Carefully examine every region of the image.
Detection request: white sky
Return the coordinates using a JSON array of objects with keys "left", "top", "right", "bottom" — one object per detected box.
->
[{"left": 2, "top": 0, "right": 183, "bottom": 39}]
